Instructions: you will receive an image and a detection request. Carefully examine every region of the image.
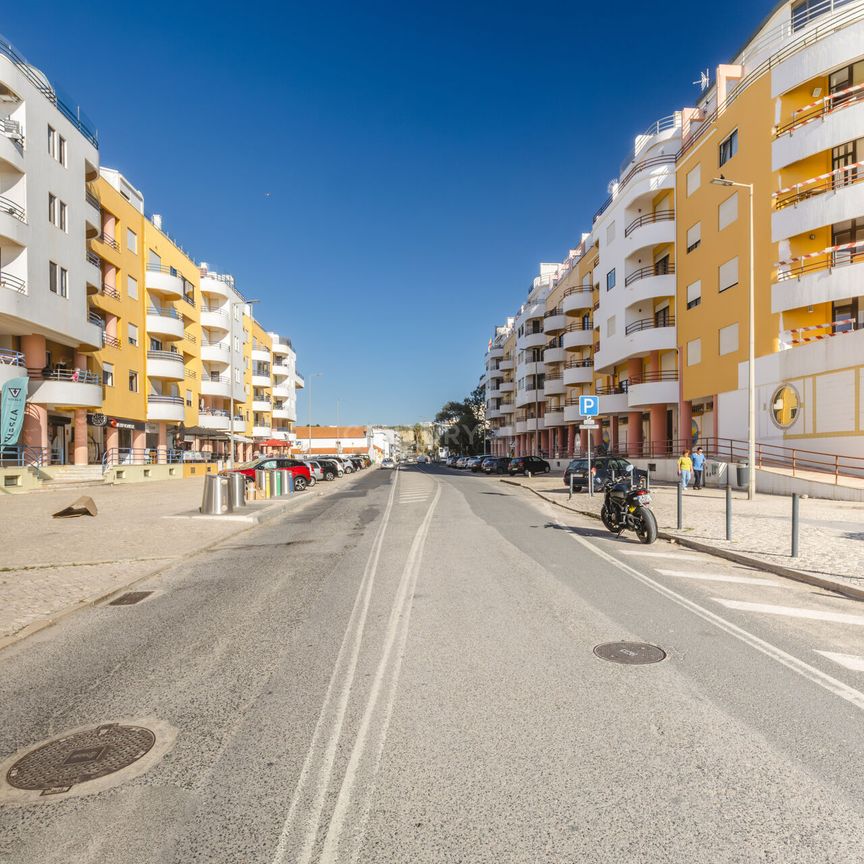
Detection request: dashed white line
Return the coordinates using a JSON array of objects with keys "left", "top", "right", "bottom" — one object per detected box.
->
[
  {"left": 656, "top": 569, "right": 780, "bottom": 586},
  {"left": 816, "top": 651, "right": 864, "bottom": 672},
  {"left": 714, "top": 599, "right": 864, "bottom": 627}
]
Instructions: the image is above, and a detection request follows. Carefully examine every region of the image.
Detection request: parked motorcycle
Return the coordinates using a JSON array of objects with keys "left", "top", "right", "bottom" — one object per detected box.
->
[{"left": 600, "top": 465, "right": 657, "bottom": 544}]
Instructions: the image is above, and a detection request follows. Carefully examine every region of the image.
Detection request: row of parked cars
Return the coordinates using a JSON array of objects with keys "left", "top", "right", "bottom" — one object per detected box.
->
[
  {"left": 445, "top": 454, "right": 553, "bottom": 476},
  {"left": 230, "top": 454, "right": 372, "bottom": 491}
]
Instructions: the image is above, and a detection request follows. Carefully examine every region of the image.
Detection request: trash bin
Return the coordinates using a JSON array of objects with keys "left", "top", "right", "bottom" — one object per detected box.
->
[
  {"left": 255, "top": 469, "right": 270, "bottom": 498},
  {"left": 200, "top": 474, "right": 233, "bottom": 514},
  {"left": 276, "top": 469, "right": 294, "bottom": 496},
  {"left": 227, "top": 472, "right": 246, "bottom": 509},
  {"left": 736, "top": 462, "right": 750, "bottom": 487}
]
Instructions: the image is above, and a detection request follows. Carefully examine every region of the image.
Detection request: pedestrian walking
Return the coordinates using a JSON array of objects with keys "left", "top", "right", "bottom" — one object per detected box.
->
[
  {"left": 677, "top": 448, "right": 693, "bottom": 490},
  {"left": 692, "top": 447, "right": 706, "bottom": 489}
]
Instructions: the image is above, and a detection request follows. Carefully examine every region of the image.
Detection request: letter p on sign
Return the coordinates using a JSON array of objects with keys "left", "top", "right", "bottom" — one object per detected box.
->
[{"left": 579, "top": 395, "right": 599, "bottom": 417}]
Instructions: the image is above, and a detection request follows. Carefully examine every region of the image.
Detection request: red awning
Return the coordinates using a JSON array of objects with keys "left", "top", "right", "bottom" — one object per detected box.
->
[{"left": 261, "top": 439, "right": 292, "bottom": 447}]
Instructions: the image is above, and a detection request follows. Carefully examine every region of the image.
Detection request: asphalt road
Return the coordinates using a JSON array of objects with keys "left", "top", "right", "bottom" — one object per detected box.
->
[{"left": 2, "top": 464, "right": 864, "bottom": 863}]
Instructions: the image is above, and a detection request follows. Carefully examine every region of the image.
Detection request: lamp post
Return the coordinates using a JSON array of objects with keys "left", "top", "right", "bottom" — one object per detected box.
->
[
  {"left": 712, "top": 176, "right": 755, "bottom": 500},
  {"left": 228, "top": 297, "right": 259, "bottom": 470},
  {"left": 306, "top": 372, "right": 323, "bottom": 455}
]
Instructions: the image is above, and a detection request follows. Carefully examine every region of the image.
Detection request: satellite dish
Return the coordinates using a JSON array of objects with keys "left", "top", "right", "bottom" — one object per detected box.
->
[{"left": 692, "top": 69, "right": 710, "bottom": 92}]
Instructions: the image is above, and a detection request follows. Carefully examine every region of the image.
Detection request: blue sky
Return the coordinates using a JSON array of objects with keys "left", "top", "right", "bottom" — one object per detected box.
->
[{"left": 6, "top": 0, "right": 767, "bottom": 424}]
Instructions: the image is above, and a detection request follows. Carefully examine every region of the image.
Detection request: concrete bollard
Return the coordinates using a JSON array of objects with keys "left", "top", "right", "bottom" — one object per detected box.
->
[{"left": 791, "top": 493, "right": 799, "bottom": 558}]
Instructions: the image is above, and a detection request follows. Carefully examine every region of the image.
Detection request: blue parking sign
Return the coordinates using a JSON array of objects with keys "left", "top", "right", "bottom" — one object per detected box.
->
[{"left": 579, "top": 395, "right": 599, "bottom": 417}]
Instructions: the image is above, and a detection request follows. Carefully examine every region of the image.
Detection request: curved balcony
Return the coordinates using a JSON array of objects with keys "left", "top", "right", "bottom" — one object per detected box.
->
[
  {"left": 517, "top": 330, "right": 546, "bottom": 351},
  {"left": 252, "top": 399, "right": 272, "bottom": 412},
  {"left": 627, "top": 372, "right": 679, "bottom": 407},
  {"left": 514, "top": 388, "right": 543, "bottom": 408},
  {"left": 252, "top": 373, "right": 271, "bottom": 387},
  {"left": 499, "top": 381, "right": 515, "bottom": 393},
  {"left": 624, "top": 210, "right": 675, "bottom": 254},
  {"left": 200, "top": 374, "right": 231, "bottom": 397},
  {"left": 487, "top": 367, "right": 504, "bottom": 381},
  {"left": 486, "top": 345, "right": 504, "bottom": 361},
  {"left": 0, "top": 196, "right": 27, "bottom": 246},
  {"left": 622, "top": 317, "right": 677, "bottom": 355},
  {"left": 563, "top": 361, "right": 594, "bottom": 386},
  {"left": 563, "top": 323, "right": 593, "bottom": 350},
  {"left": 499, "top": 400, "right": 515, "bottom": 415},
  {"left": 272, "top": 406, "right": 293, "bottom": 420},
  {"left": 146, "top": 306, "right": 185, "bottom": 340},
  {"left": 625, "top": 269, "right": 676, "bottom": 307},
  {"left": 146, "top": 394, "right": 185, "bottom": 422},
  {"left": 515, "top": 360, "right": 544, "bottom": 379},
  {"left": 201, "top": 341, "right": 231, "bottom": 365},
  {"left": 200, "top": 308, "right": 230, "bottom": 331},
  {"left": 146, "top": 349, "right": 185, "bottom": 381},
  {"left": 251, "top": 346, "right": 271, "bottom": 363},
  {"left": 200, "top": 274, "right": 232, "bottom": 300},
  {"left": 544, "top": 345, "right": 566, "bottom": 364},
  {"left": 198, "top": 410, "right": 230, "bottom": 431},
  {"left": 772, "top": 251, "right": 864, "bottom": 314},
  {"left": 29, "top": 369, "right": 102, "bottom": 408},
  {"left": 145, "top": 265, "right": 185, "bottom": 299},
  {"left": 617, "top": 157, "right": 676, "bottom": 212},
  {"left": 543, "top": 410, "right": 564, "bottom": 427},
  {"left": 486, "top": 385, "right": 503, "bottom": 399},
  {"left": 543, "top": 309, "right": 567, "bottom": 335},
  {"left": 562, "top": 288, "right": 593, "bottom": 315},
  {"left": 253, "top": 425, "right": 273, "bottom": 439},
  {"left": 596, "top": 385, "right": 630, "bottom": 414},
  {"left": 543, "top": 375, "right": 566, "bottom": 396},
  {"left": 516, "top": 300, "right": 544, "bottom": 325}
]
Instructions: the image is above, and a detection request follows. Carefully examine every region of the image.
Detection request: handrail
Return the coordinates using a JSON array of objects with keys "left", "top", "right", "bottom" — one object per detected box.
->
[
  {"left": 0, "top": 445, "right": 49, "bottom": 467},
  {"left": 565, "top": 321, "right": 593, "bottom": 332},
  {"left": 592, "top": 155, "right": 677, "bottom": 224},
  {"left": 562, "top": 286, "right": 593, "bottom": 297},
  {"left": 625, "top": 263, "right": 675, "bottom": 286},
  {"left": 773, "top": 160, "right": 864, "bottom": 209},
  {"left": 783, "top": 318, "right": 855, "bottom": 345},
  {"left": 0, "top": 348, "right": 25, "bottom": 366},
  {"left": 595, "top": 381, "right": 629, "bottom": 395},
  {"left": 628, "top": 370, "right": 679, "bottom": 385},
  {"left": 776, "top": 239, "right": 864, "bottom": 281},
  {"left": 200, "top": 408, "right": 229, "bottom": 417},
  {"left": 565, "top": 357, "right": 594, "bottom": 368},
  {"left": 147, "top": 394, "right": 184, "bottom": 404},
  {"left": 775, "top": 80, "right": 864, "bottom": 138},
  {"left": 201, "top": 338, "right": 230, "bottom": 348},
  {"left": 0, "top": 117, "right": 23, "bottom": 142},
  {"left": 102, "top": 332, "right": 121, "bottom": 349},
  {"left": 39, "top": 368, "right": 100, "bottom": 384},
  {"left": 99, "top": 282, "right": 120, "bottom": 300},
  {"left": 620, "top": 114, "right": 681, "bottom": 174},
  {"left": 204, "top": 373, "right": 230, "bottom": 383},
  {"left": 85, "top": 190, "right": 100, "bottom": 210},
  {"left": 147, "top": 305, "right": 182, "bottom": 319},
  {"left": 147, "top": 349, "right": 183, "bottom": 362},
  {"left": 624, "top": 209, "right": 675, "bottom": 238},
  {"left": 625, "top": 316, "right": 675, "bottom": 335},
  {"left": 97, "top": 232, "right": 118, "bottom": 251},
  {"left": 88, "top": 311, "right": 104, "bottom": 327},
  {"left": 100, "top": 447, "right": 198, "bottom": 470},
  {"left": 146, "top": 263, "right": 184, "bottom": 277},
  {"left": 86, "top": 250, "right": 101, "bottom": 268},
  {"left": 544, "top": 306, "right": 563, "bottom": 318},
  {"left": 0, "top": 271, "right": 25, "bottom": 293},
  {"left": 0, "top": 194, "right": 26, "bottom": 222}
]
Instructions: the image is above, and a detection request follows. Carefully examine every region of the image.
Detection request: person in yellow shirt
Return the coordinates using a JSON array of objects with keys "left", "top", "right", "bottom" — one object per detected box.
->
[{"left": 677, "top": 449, "right": 693, "bottom": 489}]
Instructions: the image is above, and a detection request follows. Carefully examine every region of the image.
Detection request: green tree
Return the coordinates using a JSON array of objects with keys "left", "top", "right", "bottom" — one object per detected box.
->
[{"left": 435, "top": 385, "right": 488, "bottom": 455}]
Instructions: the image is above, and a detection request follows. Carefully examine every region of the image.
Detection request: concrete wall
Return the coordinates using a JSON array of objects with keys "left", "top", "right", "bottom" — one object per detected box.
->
[
  {"left": 106, "top": 464, "right": 183, "bottom": 484},
  {"left": 0, "top": 466, "right": 42, "bottom": 493}
]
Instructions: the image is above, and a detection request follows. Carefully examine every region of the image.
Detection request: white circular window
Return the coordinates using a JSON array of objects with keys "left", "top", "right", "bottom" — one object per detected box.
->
[{"left": 770, "top": 384, "right": 800, "bottom": 429}]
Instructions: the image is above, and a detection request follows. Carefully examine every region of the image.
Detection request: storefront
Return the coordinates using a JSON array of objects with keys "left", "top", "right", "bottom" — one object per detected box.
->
[{"left": 87, "top": 414, "right": 145, "bottom": 464}]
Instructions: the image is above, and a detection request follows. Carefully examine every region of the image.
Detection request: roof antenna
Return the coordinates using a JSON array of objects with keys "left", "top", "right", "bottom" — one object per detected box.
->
[{"left": 692, "top": 69, "right": 710, "bottom": 92}]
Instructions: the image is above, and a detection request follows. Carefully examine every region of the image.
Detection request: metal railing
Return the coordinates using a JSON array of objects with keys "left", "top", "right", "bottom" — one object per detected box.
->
[
  {"left": 624, "top": 263, "right": 676, "bottom": 286},
  {"left": 85, "top": 190, "right": 100, "bottom": 210},
  {"left": 620, "top": 114, "right": 681, "bottom": 174},
  {"left": 0, "top": 348, "right": 24, "bottom": 366},
  {"left": 595, "top": 381, "right": 629, "bottom": 396},
  {"left": 99, "top": 282, "right": 120, "bottom": 300},
  {"left": 625, "top": 316, "right": 675, "bottom": 335},
  {"left": 592, "top": 155, "right": 677, "bottom": 224},
  {"left": 628, "top": 370, "right": 679, "bottom": 385},
  {"left": 565, "top": 321, "right": 593, "bottom": 332},
  {"left": 201, "top": 338, "right": 230, "bottom": 349},
  {"left": 101, "top": 448, "right": 205, "bottom": 470},
  {"left": 0, "top": 194, "right": 25, "bottom": 222},
  {"left": 0, "top": 271, "right": 25, "bottom": 293},
  {"left": 97, "top": 232, "right": 118, "bottom": 250},
  {"left": 774, "top": 161, "right": 864, "bottom": 210},
  {"left": 776, "top": 242, "right": 864, "bottom": 281},
  {"left": 88, "top": 311, "right": 104, "bottom": 327},
  {"left": 544, "top": 306, "right": 563, "bottom": 318},
  {"left": 40, "top": 367, "right": 100, "bottom": 385},
  {"left": 102, "top": 332, "right": 121, "bottom": 349},
  {"left": 182, "top": 293, "right": 195, "bottom": 307},
  {"left": 147, "top": 305, "right": 182, "bottom": 320},
  {"left": 0, "top": 117, "right": 23, "bottom": 144},
  {"left": 147, "top": 349, "right": 183, "bottom": 363},
  {"left": 624, "top": 209, "right": 674, "bottom": 238},
  {"left": 782, "top": 318, "right": 856, "bottom": 345},
  {"left": 86, "top": 250, "right": 101, "bottom": 269},
  {"left": 204, "top": 373, "right": 229, "bottom": 383},
  {"left": 0, "top": 445, "right": 49, "bottom": 467},
  {"left": 565, "top": 357, "right": 594, "bottom": 368},
  {"left": 147, "top": 394, "right": 184, "bottom": 404},
  {"left": 775, "top": 80, "right": 864, "bottom": 138}
]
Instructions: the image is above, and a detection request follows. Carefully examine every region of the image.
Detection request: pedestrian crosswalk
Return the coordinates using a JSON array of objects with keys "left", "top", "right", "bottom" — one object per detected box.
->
[
  {"left": 816, "top": 651, "right": 864, "bottom": 671},
  {"left": 656, "top": 569, "right": 780, "bottom": 586},
  {"left": 713, "top": 599, "right": 864, "bottom": 627}
]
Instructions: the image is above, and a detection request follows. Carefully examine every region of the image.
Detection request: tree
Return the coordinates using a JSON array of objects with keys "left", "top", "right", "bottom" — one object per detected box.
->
[{"left": 435, "top": 385, "right": 488, "bottom": 455}]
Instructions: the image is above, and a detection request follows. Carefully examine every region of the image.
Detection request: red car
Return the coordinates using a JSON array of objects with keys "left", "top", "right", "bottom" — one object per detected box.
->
[{"left": 231, "top": 457, "right": 311, "bottom": 491}]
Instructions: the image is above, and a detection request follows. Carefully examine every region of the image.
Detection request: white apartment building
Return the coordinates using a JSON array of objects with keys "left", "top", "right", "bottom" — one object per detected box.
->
[{"left": 268, "top": 330, "right": 298, "bottom": 443}]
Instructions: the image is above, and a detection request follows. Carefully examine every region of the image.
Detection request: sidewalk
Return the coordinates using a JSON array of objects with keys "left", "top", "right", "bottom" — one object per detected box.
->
[
  {"left": 0, "top": 475, "right": 354, "bottom": 646},
  {"left": 502, "top": 476, "right": 864, "bottom": 593}
]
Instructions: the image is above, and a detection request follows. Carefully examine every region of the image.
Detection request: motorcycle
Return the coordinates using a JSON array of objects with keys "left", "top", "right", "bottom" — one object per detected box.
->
[{"left": 600, "top": 465, "right": 657, "bottom": 544}]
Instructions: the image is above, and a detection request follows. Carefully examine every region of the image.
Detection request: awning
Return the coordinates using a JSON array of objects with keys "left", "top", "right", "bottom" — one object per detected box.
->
[
  {"left": 230, "top": 434, "right": 254, "bottom": 444},
  {"left": 261, "top": 438, "right": 292, "bottom": 447}
]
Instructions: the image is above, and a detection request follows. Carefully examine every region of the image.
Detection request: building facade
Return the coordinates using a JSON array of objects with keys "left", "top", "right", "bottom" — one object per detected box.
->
[{"left": 485, "top": 0, "right": 864, "bottom": 465}]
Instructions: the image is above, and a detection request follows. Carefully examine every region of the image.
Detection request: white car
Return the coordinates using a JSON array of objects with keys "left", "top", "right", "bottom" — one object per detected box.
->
[
  {"left": 381, "top": 458, "right": 395, "bottom": 469},
  {"left": 301, "top": 460, "right": 323, "bottom": 485}
]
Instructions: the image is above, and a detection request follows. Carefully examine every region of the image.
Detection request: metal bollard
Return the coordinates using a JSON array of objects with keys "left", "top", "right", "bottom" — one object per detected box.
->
[
  {"left": 725, "top": 483, "right": 732, "bottom": 541},
  {"left": 791, "top": 493, "right": 799, "bottom": 558},
  {"left": 227, "top": 472, "right": 246, "bottom": 509},
  {"left": 677, "top": 480, "right": 683, "bottom": 530},
  {"left": 200, "top": 474, "right": 233, "bottom": 515},
  {"left": 569, "top": 473, "right": 574, "bottom": 501}
]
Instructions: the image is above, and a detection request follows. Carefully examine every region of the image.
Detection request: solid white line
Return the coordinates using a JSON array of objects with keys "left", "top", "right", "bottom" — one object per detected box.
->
[
  {"left": 559, "top": 525, "right": 864, "bottom": 712},
  {"left": 714, "top": 599, "right": 864, "bottom": 627},
  {"left": 620, "top": 551, "right": 705, "bottom": 561},
  {"left": 319, "top": 484, "right": 442, "bottom": 863},
  {"left": 270, "top": 470, "right": 401, "bottom": 864},
  {"left": 816, "top": 651, "right": 864, "bottom": 672},
  {"left": 656, "top": 569, "right": 779, "bottom": 586}
]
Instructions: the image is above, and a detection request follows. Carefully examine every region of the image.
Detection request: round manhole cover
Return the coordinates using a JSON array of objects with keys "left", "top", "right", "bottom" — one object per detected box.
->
[
  {"left": 593, "top": 642, "right": 666, "bottom": 665},
  {"left": 0, "top": 719, "right": 176, "bottom": 803}
]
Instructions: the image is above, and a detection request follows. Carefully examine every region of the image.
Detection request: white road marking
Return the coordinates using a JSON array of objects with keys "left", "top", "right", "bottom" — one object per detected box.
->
[
  {"left": 620, "top": 551, "right": 705, "bottom": 561},
  {"left": 714, "top": 599, "right": 864, "bottom": 627},
  {"left": 553, "top": 513, "right": 864, "bottom": 712},
  {"left": 816, "top": 651, "right": 864, "bottom": 672},
  {"left": 270, "top": 470, "right": 401, "bottom": 864},
  {"left": 656, "top": 569, "right": 780, "bottom": 586}
]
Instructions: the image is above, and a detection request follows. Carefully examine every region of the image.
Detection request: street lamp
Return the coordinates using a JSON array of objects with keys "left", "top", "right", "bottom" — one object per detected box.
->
[
  {"left": 306, "top": 372, "right": 324, "bottom": 455},
  {"left": 712, "top": 175, "right": 755, "bottom": 501},
  {"left": 228, "top": 297, "right": 259, "bottom": 471}
]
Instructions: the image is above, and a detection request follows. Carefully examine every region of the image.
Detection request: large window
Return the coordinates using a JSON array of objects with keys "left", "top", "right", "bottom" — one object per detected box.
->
[
  {"left": 127, "top": 275, "right": 138, "bottom": 299},
  {"left": 719, "top": 257, "right": 739, "bottom": 292},
  {"left": 832, "top": 218, "right": 864, "bottom": 265},
  {"left": 49, "top": 262, "right": 67, "bottom": 297},
  {"left": 719, "top": 323, "right": 739, "bottom": 356},
  {"left": 719, "top": 129, "right": 738, "bottom": 166},
  {"left": 606, "top": 268, "right": 616, "bottom": 291},
  {"left": 686, "top": 222, "right": 701, "bottom": 253},
  {"left": 686, "top": 280, "right": 702, "bottom": 309},
  {"left": 103, "top": 362, "right": 114, "bottom": 387},
  {"left": 718, "top": 192, "right": 738, "bottom": 230}
]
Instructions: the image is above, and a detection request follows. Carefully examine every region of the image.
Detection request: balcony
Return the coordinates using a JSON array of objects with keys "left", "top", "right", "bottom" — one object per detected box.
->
[
  {"left": 0, "top": 195, "right": 27, "bottom": 245},
  {"left": 147, "top": 394, "right": 185, "bottom": 422},
  {"left": 562, "top": 287, "right": 593, "bottom": 315},
  {"left": 624, "top": 209, "right": 675, "bottom": 254},
  {"left": 486, "top": 345, "right": 504, "bottom": 361},
  {"left": 543, "top": 409, "right": 564, "bottom": 427},
  {"left": 252, "top": 345, "right": 271, "bottom": 362},
  {"left": 515, "top": 419, "right": 527, "bottom": 435},
  {"left": 517, "top": 330, "right": 546, "bottom": 351},
  {"left": 773, "top": 85, "right": 864, "bottom": 171},
  {"left": 253, "top": 425, "right": 273, "bottom": 439},
  {"left": 514, "top": 388, "right": 543, "bottom": 408},
  {"left": 147, "top": 349, "right": 185, "bottom": 381},
  {"left": 499, "top": 380, "right": 515, "bottom": 392},
  {"left": 200, "top": 374, "right": 231, "bottom": 397},
  {"left": 0, "top": 347, "right": 25, "bottom": 386},
  {"left": 772, "top": 165, "right": 864, "bottom": 242},
  {"left": 146, "top": 306, "right": 185, "bottom": 340},
  {"left": 29, "top": 369, "right": 102, "bottom": 408},
  {"left": 201, "top": 340, "right": 231, "bottom": 365},
  {"left": 563, "top": 322, "right": 593, "bottom": 350},
  {"left": 772, "top": 248, "right": 864, "bottom": 313},
  {"left": 0, "top": 270, "right": 26, "bottom": 295},
  {"left": 198, "top": 410, "right": 231, "bottom": 431},
  {"left": 621, "top": 316, "right": 677, "bottom": 354},
  {"left": 563, "top": 360, "right": 594, "bottom": 386},
  {"left": 498, "top": 359, "right": 514, "bottom": 371},
  {"left": 272, "top": 406, "right": 293, "bottom": 420},
  {"left": 498, "top": 425, "right": 514, "bottom": 437},
  {"left": 563, "top": 403, "right": 583, "bottom": 424},
  {"left": 252, "top": 398, "right": 273, "bottom": 412},
  {"left": 486, "top": 407, "right": 502, "bottom": 420},
  {"left": 272, "top": 362, "right": 291, "bottom": 377},
  {"left": 200, "top": 307, "right": 230, "bottom": 331},
  {"left": 544, "top": 345, "right": 566, "bottom": 364},
  {"left": 543, "top": 308, "right": 567, "bottom": 335},
  {"left": 515, "top": 360, "right": 544, "bottom": 379},
  {"left": 627, "top": 371, "right": 679, "bottom": 407},
  {"left": 294, "top": 372, "right": 305, "bottom": 388},
  {"left": 0, "top": 118, "right": 24, "bottom": 170},
  {"left": 543, "top": 375, "right": 566, "bottom": 396},
  {"left": 499, "top": 400, "right": 515, "bottom": 414},
  {"left": 146, "top": 264, "right": 185, "bottom": 299},
  {"left": 252, "top": 372, "right": 271, "bottom": 387},
  {"left": 84, "top": 251, "right": 101, "bottom": 287},
  {"left": 200, "top": 274, "right": 232, "bottom": 300},
  {"left": 595, "top": 384, "right": 630, "bottom": 414},
  {"left": 272, "top": 382, "right": 293, "bottom": 398},
  {"left": 624, "top": 263, "right": 676, "bottom": 305}
]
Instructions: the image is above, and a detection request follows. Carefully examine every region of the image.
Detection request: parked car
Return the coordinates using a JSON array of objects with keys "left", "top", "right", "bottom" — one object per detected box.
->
[
  {"left": 446, "top": 455, "right": 459, "bottom": 467},
  {"left": 230, "top": 457, "right": 311, "bottom": 491},
  {"left": 482, "top": 456, "right": 511, "bottom": 474},
  {"left": 381, "top": 457, "right": 395, "bottom": 469},
  {"left": 301, "top": 460, "right": 324, "bottom": 485},
  {"left": 316, "top": 458, "right": 342, "bottom": 480},
  {"left": 563, "top": 455, "right": 637, "bottom": 492},
  {"left": 417, "top": 454, "right": 428, "bottom": 464},
  {"left": 508, "top": 455, "right": 551, "bottom": 477},
  {"left": 349, "top": 457, "right": 364, "bottom": 471},
  {"left": 468, "top": 456, "right": 485, "bottom": 472}
]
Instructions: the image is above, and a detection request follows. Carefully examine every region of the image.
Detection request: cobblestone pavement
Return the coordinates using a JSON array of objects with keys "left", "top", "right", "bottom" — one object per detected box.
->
[
  {"left": 501, "top": 475, "right": 864, "bottom": 587},
  {"left": 0, "top": 475, "right": 358, "bottom": 643}
]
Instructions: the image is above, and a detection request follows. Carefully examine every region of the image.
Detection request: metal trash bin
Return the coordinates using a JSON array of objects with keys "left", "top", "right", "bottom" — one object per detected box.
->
[
  {"left": 200, "top": 474, "right": 234, "bottom": 514},
  {"left": 255, "top": 469, "right": 269, "bottom": 498},
  {"left": 227, "top": 472, "right": 246, "bottom": 509},
  {"left": 736, "top": 462, "right": 750, "bottom": 487}
]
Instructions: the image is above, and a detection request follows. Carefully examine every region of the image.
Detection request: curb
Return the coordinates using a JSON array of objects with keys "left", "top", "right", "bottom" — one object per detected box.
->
[
  {"left": 0, "top": 471, "right": 365, "bottom": 655},
  {"left": 500, "top": 478, "right": 864, "bottom": 603}
]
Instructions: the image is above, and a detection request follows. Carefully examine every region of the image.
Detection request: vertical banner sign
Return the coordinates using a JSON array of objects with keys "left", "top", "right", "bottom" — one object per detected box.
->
[{"left": 1, "top": 376, "right": 29, "bottom": 445}]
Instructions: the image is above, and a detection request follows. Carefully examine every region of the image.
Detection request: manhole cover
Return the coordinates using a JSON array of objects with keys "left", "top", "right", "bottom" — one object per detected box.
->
[
  {"left": 108, "top": 591, "right": 153, "bottom": 606},
  {"left": 593, "top": 642, "right": 666, "bottom": 665},
  {"left": 6, "top": 724, "right": 155, "bottom": 796}
]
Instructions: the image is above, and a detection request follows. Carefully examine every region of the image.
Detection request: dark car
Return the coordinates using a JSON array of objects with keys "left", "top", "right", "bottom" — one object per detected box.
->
[
  {"left": 316, "top": 458, "right": 342, "bottom": 481},
  {"left": 468, "top": 456, "right": 486, "bottom": 472},
  {"left": 483, "top": 456, "right": 511, "bottom": 475},
  {"left": 563, "top": 455, "right": 635, "bottom": 492},
  {"left": 230, "top": 457, "right": 311, "bottom": 490},
  {"left": 508, "top": 455, "right": 551, "bottom": 477}
]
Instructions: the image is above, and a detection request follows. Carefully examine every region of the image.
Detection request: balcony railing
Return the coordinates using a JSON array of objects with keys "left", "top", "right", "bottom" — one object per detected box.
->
[
  {"left": 147, "top": 349, "right": 183, "bottom": 363},
  {"left": 147, "top": 394, "right": 184, "bottom": 405},
  {"left": 0, "top": 271, "right": 25, "bottom": 293},
  {"left": 595, "top": 381, "right": 629, "bottom": 396},
  {"left": 775, "top": 80, "right": 864, "bottom": 139},
  {"left": 97, "top": 232, "right": 118, "bottom": 250},
  {"left": 0, "top": 348, "right": 24, "bottom": 366},
  {"left": 775, "top": 238, "right": 864, "bottom": 281},
  {"left": 625, "top": 317, "right": 676, "bottom": 336},
  {"left": 565, "top": 321, "right": 593, "bottom": 332},
  {"left": 88, "top": 311, "right": 104, "bottom": 328},
  {"left": 40, "top": 368, "right": 101, "bottom": 385},
  {"left": 200, "top": 408, "right": 229, "bottom": 418},
  {"left": 0, "top": 195, "right": 25, "bottom": 222},
  {"left": 85, "top": 190, "right": 100, "bottom": 210},
  {"left": 86, "top": 250, "right": 101, "bottom": 268},
  {"left": 773, "top": 161, "right": 864, "bottom": 210},
  {"left": 783, "top": 318, "right": 856, "bottom": 345},
  {"left": 565, "top": 358, "right": 594, "bottom": 368},
  {"left": 100, "top": 282, "right": 120, "bottom": 300},
  {"left": 0, "top": 117, "right": 23, "bottom": 144},
  {"left": 624, "top": 209, "right": 674, "bottom": 238},
  {"left": 102, "top": 332, "right": 121, "bottom": 349},
  {"left": 205, "top": 373, "right": 230, "bottom": 383},
  {"left": 544, "top": 306, "right": 563, "bottom": 318},
  {"left": 592, "top": 155, "right": 677, "bottom": 224},
  {"left": 624, "top": 263, "right": 675, "bottom": 287},
  {"left": 147, "top": 305, "right": 182, "bottom": 319},
  {"left": 628, "top": 370, "right": 679, "bottom": 385}
]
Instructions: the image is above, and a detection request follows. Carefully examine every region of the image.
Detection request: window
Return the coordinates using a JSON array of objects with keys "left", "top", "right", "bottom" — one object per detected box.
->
[
  {"left": 59, "top": 201, "right": 67, "bottom": 232},
  {"left": 128, "top": 323, "right": 139, "bottom": 346},
  {"left": 770, "top": 384, "right": 800, "bottom": 428},
  {"left": 58, "top": 136, "right": 67, "bottom": 166},
  {"left": 49, "top": 261, "right": 57, "bottom": 294},
  {"left": 831, "top": 218, "right": 864, "bottom": 265},
  {"left": 129, "top": 371, "right": 139, "bottom": 392},
  {"left": 718, "top": 192, "right": 738, "bottom": 230},
  {"left": 607, "top": 316, "right": 616, "bottom": 337},
  {"left": 606, "top": 221, "right": 616, "bottom": 245},
  {"left": 127, "top": 275, "right": 138, "bottom": 299},
  {"left": 686, "top": 164, "right": 701, "bottom": 196},
  {"left": 185, "top": 389, "right": 193, "bottom": 407},
  {"left": 719, "top": 256, "right": 739, "bottom": 292},
  {"left": 686, "top": 222, "right": 701, "bottom": 253},
  {"left": 48, "top": 193, "right": 56, "bottom": 224},
  {"left": 150, "top": 337, "right": 162, "bottom": 351},
  {"left": 687, "top": 338, "right": 702, "bottom": 366},
  {"left": 719, "top": 129, "right": 739, "bottom": 166},
  {"left": 686, "top": 280, "right": 702, "bottom": 309},
  {"left": 48, "top": 125, "right": 56, "bottom": 158},
  {"left": 103, "top": 362, "right": 114, "bottom": 387},
  {"left": 59, "top": 267, "right": 68, "bottom": 298},
  {"left": 654, "top": 305, "right": 670, "bottom": 327},
  {"left": 606, "top": 268, "right": 616, "bottom": 291},
  {"left": 127, "top": 228, "right": 137, "bottom": 253},
  {"left": 719, "top": 323, "right": 739, "bottom": 355}
]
